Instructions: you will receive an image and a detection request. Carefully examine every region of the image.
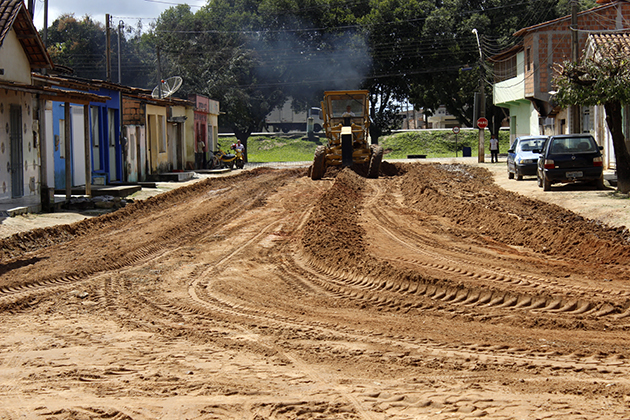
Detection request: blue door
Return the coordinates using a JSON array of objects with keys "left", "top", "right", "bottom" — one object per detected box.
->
[{"left": 52, "top": 102, "right": 72, "bottom": 190}]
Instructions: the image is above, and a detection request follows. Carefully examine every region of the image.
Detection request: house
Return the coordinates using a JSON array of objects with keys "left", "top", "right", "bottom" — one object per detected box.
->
[
  {"left": 491, "top": 0, "right": 630, "bottom": 164},
  {"left": 398, "top": 108, "right": 425, "bottom": 130},
  {"left": 0, "top": 0, "right": 53, "bottom": 212},
  {"left": 34, "top": 75, "right": 207, "bottom": 187},
  {"left": 123, "top": 90, "right": 199, "bottom": 181},
  {"left": 582, "top": 32, "right": 630, "bottom": 169},
  {"left": 426, "top": 106, "right": 462, "bottom": 129},
  {"left": 32, "top": 74, "right": 126, "bottom": 192},
  {"left": 189, "top": 94, "right": 219, "bottom": 170}
]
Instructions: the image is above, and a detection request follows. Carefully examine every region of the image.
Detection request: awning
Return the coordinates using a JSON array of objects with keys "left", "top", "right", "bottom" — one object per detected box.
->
[{"left": 0, "top": 80, "right": 110, "bottom": 104}]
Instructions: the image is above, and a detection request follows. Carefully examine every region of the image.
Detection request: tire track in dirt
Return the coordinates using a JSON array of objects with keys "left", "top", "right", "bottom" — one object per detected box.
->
[
  {"left": 357, "top": 169, "right": 630, "bottom": 320},
  {"left": 4, "top": 165, "right": 630, "bottom": 419},
  {"left": 46, "top": 174, "right": 375, "bottom": 418},
  {"left": 182, "top": 202, "right": 377, "bottom": 419},
  {"left": 287, "top": 238, "right": 630, "bottom": 379},
  {"left": 295, "top": 168, "right": 630, "bottom": 377},
  {"left": 365, "top": 203, "right": 626, "bottom": 318},
  {"left": 0, "top": 169, "right": 296, "bottom": 311},
  {"left": 187, "top": 168, "right": 630, "bottom": 411}
]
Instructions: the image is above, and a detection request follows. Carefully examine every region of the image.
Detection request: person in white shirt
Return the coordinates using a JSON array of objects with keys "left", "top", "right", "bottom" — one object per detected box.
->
[
  {"left": 232, "top": 140, "right": 244, "bottom": 153},
  {"left": 489, "top": 135, "right": 499, "bottom": 163}
]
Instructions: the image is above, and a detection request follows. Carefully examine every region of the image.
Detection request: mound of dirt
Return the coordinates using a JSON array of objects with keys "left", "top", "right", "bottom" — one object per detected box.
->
[{"left": 399, "top": 163, "right": 630, "bottom": 264}]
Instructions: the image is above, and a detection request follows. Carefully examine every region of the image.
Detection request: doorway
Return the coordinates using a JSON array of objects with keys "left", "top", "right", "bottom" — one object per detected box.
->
[{"left": 10, "top": 105, "right": 23, "bottom": 198}]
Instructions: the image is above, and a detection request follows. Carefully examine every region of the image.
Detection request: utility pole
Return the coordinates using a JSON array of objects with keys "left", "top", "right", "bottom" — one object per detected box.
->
[
  {"left": 117, "top": 21, "right": 123, "bottom": 84},
  {"left": 43, "top": 0, "right": 48, "bottom": 48},
  {"left": 156, "top": 47, "right": 163, "bottom": 99},
  {"left": 570, "top": 0, "right": 580, "bottom": 134},
  {"left": 118, "top": 20, "right": 125, "bottom": 182},
  {"left": 106, "top": 14, "right": 111, "bottom": 82},
  {"left": 472, "top": 28, "right": 485, "bottom": 163}
]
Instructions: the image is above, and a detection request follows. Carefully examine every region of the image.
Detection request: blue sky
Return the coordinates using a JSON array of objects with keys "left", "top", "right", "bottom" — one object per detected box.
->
[{"left": 32, "top": 0, "right": 205, "bottom": 30}]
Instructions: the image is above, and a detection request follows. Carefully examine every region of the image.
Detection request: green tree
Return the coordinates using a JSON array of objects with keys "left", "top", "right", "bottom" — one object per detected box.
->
[
  {"left": 403, "top": 0, "right": 567, "bottom": 134},
  {"left": 554, "top": 41, "right": 630, "bottom": 193},
  {"left": 118, "top": 23, "right": 159, "bottom": 89},
  {"left": 153, "top": 3, "right": 287, "bottom": 153},
  {"left": 44, "top": 14, "right": 156, "bottom": 88},
  {"left": 46, "top": 14, "right": 108, "bottom": 80},
  {"left": 358, "top": 0, "right": 432, "bottom": 141},
  {"left": 153, "top": 0, "right": 571, "bottom": 145},
  {"left": 253, "top": 0, "right": 376, "bottom": 125}
]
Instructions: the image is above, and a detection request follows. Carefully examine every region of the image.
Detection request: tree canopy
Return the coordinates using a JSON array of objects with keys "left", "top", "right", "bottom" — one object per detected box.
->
[
  {"left": 44, "top": 0, "right": 594, "bottom": 142},
  {"left": 554, "top": 40, "right": 630, "bottom": 193},
  {"left": 45, "top": 14, "right": 157, "bottom": 88},
  {"left": 46, "top": 14, "right": 108, "bottom": 81}
]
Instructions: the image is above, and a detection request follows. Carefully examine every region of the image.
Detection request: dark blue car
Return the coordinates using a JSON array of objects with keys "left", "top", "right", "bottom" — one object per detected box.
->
[
  {"left": 536, "top": 134, "right": 604, "bottom": 191},
  {"left": 507, "top": 136, "right": 548, "bottom": 180}
]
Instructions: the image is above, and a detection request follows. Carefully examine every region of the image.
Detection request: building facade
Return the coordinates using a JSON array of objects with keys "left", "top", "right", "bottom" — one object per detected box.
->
[
  {"left": 492, "top": 0, "right": 630, "bottom": 162},
  {"left": 0, "top": 0, "right": 52, "bottom": 208}
]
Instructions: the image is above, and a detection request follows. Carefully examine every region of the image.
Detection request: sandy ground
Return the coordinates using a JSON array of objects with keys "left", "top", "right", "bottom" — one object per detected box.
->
[{"left": 1, "top": 158, "right": 630, "bottom": 420}]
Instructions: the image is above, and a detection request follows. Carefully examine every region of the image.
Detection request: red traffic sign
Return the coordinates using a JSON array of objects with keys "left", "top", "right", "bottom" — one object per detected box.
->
[
  {"left": 477, "top": 117, "right": 488, "bottom": 129},
  {"left": 452, "top": 126, "right": 460, "bottom": 134}
]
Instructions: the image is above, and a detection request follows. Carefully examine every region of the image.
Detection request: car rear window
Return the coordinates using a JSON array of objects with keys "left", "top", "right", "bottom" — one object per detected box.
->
[
  {"left": 549, "top": 137, "right": 596, "bottom": 154},
  {"left": 518, "top": 139, "right": 545, "bottom": 152}
]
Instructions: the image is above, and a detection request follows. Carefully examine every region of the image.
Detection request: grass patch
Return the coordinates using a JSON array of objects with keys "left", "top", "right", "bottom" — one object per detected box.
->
[
  {"left": 379, "top": 129, "right": 510, "bottom": 159},
  {"left": 218, "top": 135, "right": 321, "bottom": 162},
  {"left": 219, "top": 129, "right": 511, "bottom": 162}
]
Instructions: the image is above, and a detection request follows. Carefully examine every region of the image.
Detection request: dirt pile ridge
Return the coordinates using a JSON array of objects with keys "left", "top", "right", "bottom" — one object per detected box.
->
[
  {"left": 400, "top": 163, "right": 630, "bottom": 263},
  {"left": 2, "top": 162, "right": 630, "bottom": 419}
]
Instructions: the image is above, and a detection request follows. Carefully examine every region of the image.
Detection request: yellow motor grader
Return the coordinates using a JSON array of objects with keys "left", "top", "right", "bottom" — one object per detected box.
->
[{"left": 310, "top": 90, "right": 383, "bottom": 180}]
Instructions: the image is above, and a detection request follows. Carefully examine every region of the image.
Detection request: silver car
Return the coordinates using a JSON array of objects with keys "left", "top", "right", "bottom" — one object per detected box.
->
[{"left": 507, "top": 136, "right": 548, "bottom": 180}]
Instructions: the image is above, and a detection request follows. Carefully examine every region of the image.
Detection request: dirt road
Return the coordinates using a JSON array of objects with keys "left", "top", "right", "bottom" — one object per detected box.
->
[{"left": 2, "top": 161, "right": 630, "bottom": 419}]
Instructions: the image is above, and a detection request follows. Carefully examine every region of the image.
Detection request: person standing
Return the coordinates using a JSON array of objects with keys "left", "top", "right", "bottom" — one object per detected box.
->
[
  {"left": 233, "top": 140, "right": 244, "bottom": 153},
  {"left": 489, "top": 134, "right": 499, "bottom": 163},
  {"left": 196, "top": 136, "right": 206, "bottom": 169}
]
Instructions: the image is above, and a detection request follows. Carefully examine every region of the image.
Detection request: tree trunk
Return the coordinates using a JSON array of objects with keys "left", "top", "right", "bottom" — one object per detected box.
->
[
  {"left": 369, "top": 123, "right": 381, "bottom": 145},
  {"left": 604, "top": 101, "right": 630, "bottom": 193}
]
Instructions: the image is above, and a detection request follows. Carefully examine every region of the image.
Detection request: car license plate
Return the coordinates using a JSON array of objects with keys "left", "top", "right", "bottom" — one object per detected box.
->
[{"left": 566, "top": 171, "right": 583, "bottom": 178}]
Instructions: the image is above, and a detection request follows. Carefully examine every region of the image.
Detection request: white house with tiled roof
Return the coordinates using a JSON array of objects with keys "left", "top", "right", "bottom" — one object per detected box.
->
[{"left": 0, "top": 0, "right": 52, "bottom": 208}]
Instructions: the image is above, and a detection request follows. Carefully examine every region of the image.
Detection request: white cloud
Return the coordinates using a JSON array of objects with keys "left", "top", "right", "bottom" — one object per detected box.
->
[{"left": 32, "top": 0, "right": 205, "bottom": 30}]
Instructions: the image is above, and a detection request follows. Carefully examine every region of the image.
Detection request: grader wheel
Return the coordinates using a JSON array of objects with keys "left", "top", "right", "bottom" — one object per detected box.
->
[{"left": 311, "top": 146, "right": 327, "bottom": 180}]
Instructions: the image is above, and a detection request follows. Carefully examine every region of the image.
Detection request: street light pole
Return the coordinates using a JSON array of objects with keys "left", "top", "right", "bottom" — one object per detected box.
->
[
  {"left": 472, "top": 29, "right": 485, "bottom": 163},
  {"left": 570, "top": 0, "right": 580, "bottom": 134}
]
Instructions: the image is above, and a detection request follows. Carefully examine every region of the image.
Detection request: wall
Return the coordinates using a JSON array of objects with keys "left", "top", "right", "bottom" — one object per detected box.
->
[
  {"left": 0, "top": 90, "right": 38, "bottom": 200},
  {"left": 208, "top": 99, "right": 219, "bottom": 153},
  {"left": 124, "top": 124, "right": 145, "bottom": 182},
  {"left": 184, "top": 106, "right": 195, "bottom": 169},
  {"left": 494, "top": 52, "right": 525, "bottom": 105},
  {"left": 169, "top": 105, "right": 187, "bottom": 171},
  {"left": 526, "top": 2, "right": 630, "bottom": 100},
  {"left": 0, "top": 29, "right": 31, "bottom": 85},
  {"left": 123, "top": 97, "right": 145, "bottom": 126},
  {"left": 123, "top": 97, "right": 146, "bottom": 181}
]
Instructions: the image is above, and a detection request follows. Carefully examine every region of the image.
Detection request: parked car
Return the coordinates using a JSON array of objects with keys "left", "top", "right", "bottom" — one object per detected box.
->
[
  {"left": 507, "top": 135, "right": 548, "bottom": 180},
  {"left": 536, "top": 134, "right": 604, "bottom": 191}
]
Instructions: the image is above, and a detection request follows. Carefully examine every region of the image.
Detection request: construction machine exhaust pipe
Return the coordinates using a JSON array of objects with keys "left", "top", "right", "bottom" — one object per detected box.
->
[{"left": 341, "top": 127, "right": 353, "bottom": 167}]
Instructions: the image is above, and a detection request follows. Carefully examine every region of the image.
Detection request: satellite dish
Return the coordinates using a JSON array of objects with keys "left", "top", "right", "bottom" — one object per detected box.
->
[{"left": 151, "top": 76, "right": 183, "bottom": 99}]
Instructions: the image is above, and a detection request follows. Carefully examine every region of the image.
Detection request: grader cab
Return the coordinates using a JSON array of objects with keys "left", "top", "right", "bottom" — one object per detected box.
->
[{"left": 310, "top": 90, "right": 383, "bottom": 180}]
